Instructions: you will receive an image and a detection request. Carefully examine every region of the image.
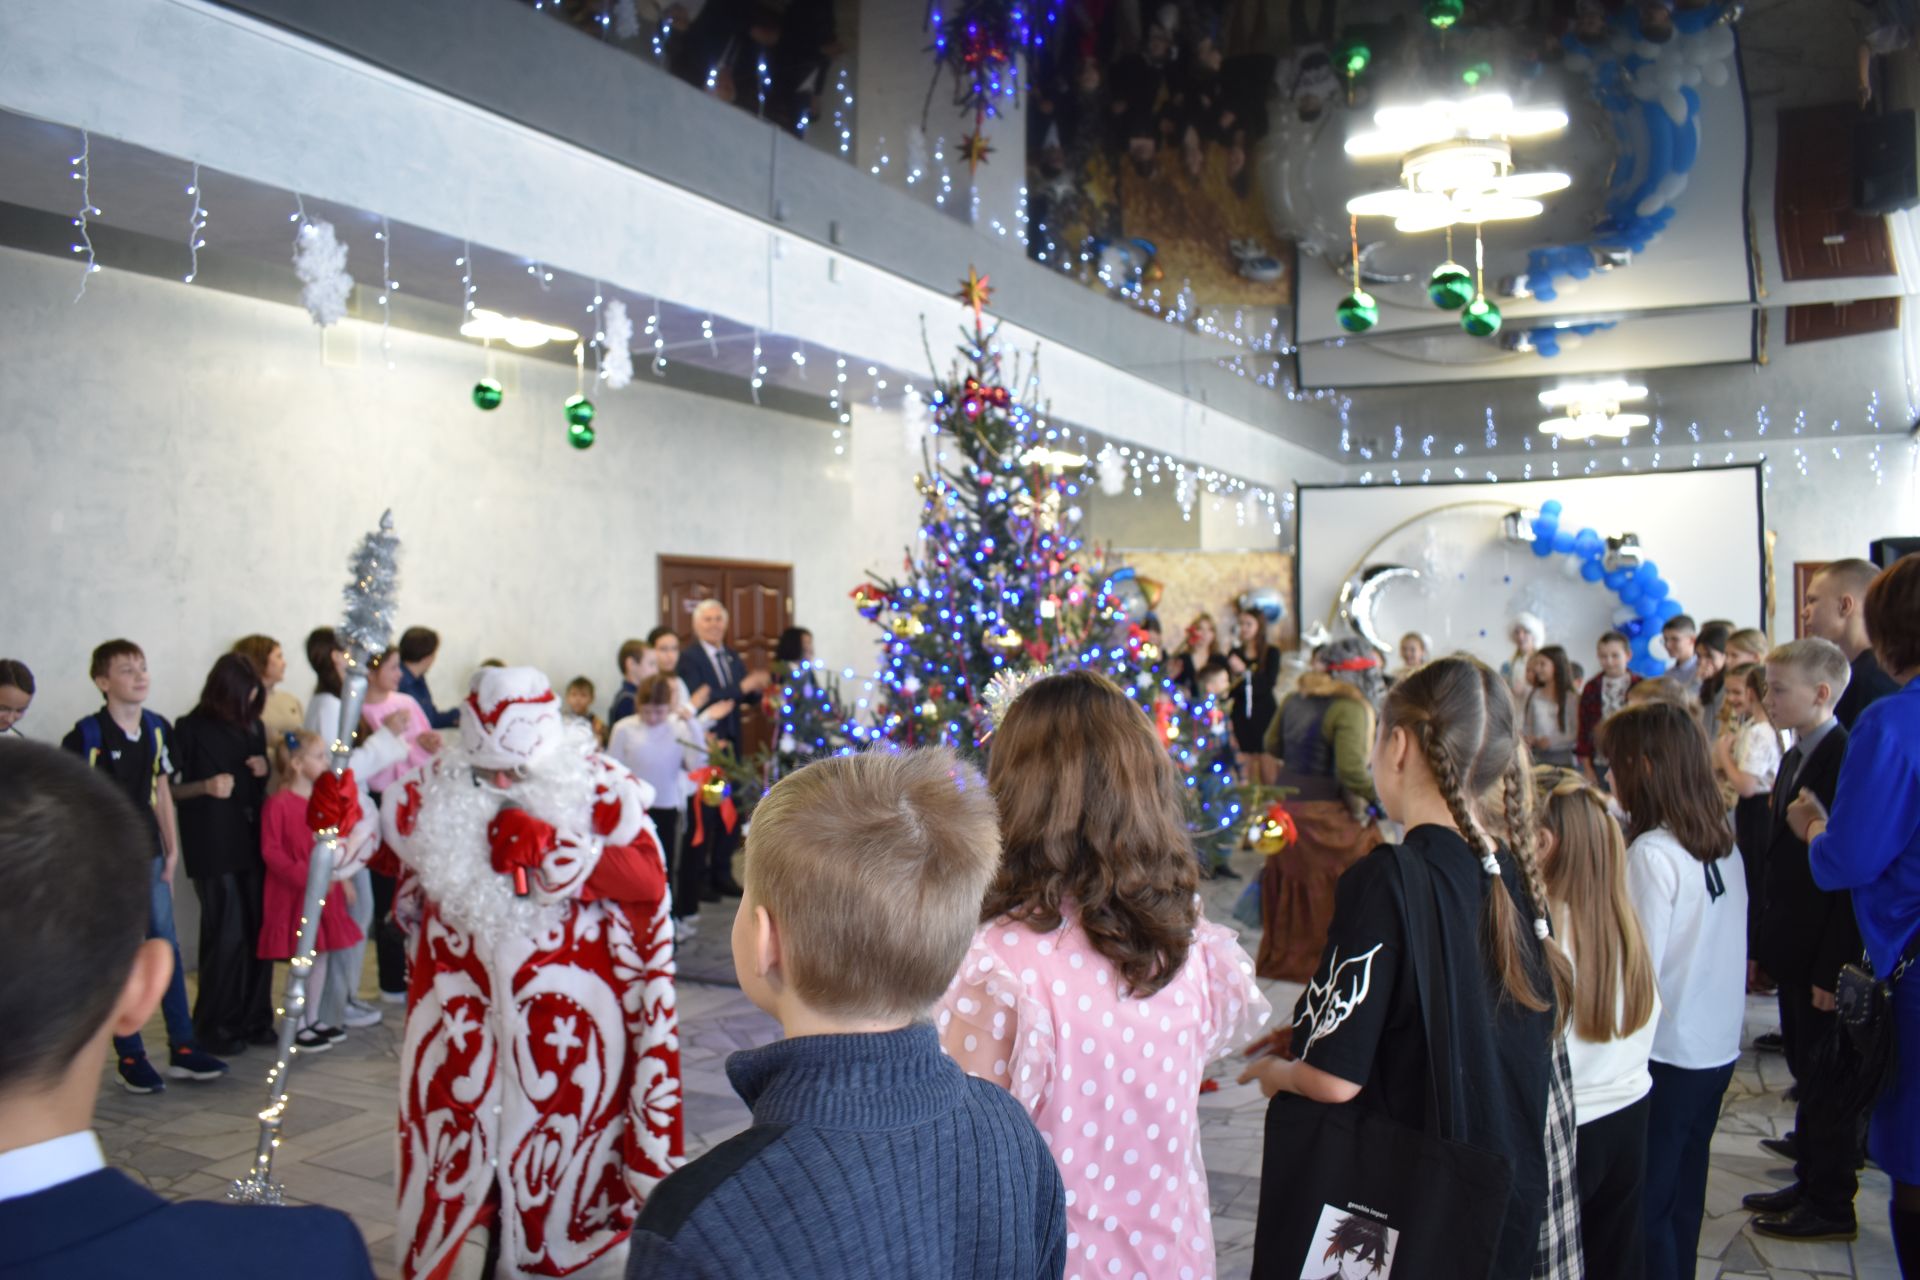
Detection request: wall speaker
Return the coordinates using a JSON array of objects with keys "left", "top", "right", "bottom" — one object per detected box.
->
[{"left": 1854, "top": 110, "right": 1918, "bottom": 215}]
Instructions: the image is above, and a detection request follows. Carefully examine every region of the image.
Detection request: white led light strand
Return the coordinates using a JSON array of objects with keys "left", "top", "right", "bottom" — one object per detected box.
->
[
  {"left": 69, "top": 130, "right": 101, "bottom": 301},
  {"left": 376, "top": 215, "right": 395, "bottom": 368},
  {"left": 183, "top": 162, "right": 207, "bottom": 284}
]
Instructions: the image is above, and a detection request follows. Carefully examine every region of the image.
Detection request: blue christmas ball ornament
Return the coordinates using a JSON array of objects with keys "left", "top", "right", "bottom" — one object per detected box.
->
[
  {"left": 1581, "top": 559, "right": 1606, "bottom": 582},
  {"left": 1553, "top": 529, "right": 1576, "bottom": 554}
]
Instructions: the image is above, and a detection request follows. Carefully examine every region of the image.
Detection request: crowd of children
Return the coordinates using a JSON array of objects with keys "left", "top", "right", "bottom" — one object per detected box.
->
[{"left": 1, "top": 555, "right": 1917, "bottom": 1279}]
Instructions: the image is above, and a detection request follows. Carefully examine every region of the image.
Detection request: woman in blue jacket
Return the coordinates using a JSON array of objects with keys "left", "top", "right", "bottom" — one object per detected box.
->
[{"left": 1794, "top": 553, "right": 1920, "bottom": 1270}]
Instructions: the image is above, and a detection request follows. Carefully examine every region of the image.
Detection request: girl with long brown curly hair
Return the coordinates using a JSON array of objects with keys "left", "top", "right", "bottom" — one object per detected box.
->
[
  {"left": 935, "top": 668, "right": 1271, "bottom": 1280},
  {"left": 1598, "top": 700, "right": 1746, "bottom": 1280},
  {"left": 1241, "top": 654, "right": 1575, "bottom": 1280}
]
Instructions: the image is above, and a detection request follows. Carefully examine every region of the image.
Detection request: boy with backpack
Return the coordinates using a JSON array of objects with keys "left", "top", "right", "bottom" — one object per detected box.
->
[{"left": 59, "top": 640, "right": 227, "bottom": 1094}]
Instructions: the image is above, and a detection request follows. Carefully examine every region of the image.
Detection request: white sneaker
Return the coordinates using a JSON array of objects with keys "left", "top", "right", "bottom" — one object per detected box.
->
[
  {"left": 676, "top": 916, "right": 700, "bottom": 940},
  {"left": 378, "top": 989, "right": 408, "bottom": 1005},
  {"left": 342, "top": 1000, "right": 384, "bottom": 1029}
]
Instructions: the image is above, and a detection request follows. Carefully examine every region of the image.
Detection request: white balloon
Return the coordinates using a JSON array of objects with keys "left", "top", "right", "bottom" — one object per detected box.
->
[
  {"left": 1702, "top": 60, "right": 1729, "bottom": 87},
  {"left": 1660, "top": 63, "right": 1685, "bottom": 92},
  {"left": 1681, "top": 64, "right": 1702, "bottom": 87},
  {"left": 1663, "top": 88, "right": 1689, "bottom": 124},
  {"left": 1630, "top": 73, "right": 1661, "bottom": 100}
]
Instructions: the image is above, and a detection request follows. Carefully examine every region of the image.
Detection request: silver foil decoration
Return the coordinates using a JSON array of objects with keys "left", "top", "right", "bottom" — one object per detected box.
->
[{"left": 231, "top": 511, "right": 400, "bottom": 1205}]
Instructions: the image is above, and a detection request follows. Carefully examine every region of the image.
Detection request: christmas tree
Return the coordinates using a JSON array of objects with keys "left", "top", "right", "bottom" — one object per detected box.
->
[
  {"left": 771, "top": 658, "right": 849, "bottom": 776},
  {"left": 842, "top": 270, "right": 1248, "bottom": 866}
]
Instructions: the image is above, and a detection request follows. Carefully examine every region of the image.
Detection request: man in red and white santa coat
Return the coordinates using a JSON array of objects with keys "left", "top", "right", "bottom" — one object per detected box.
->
[{"left": 380, "top": 667, "right": 681, "bottom": 1280}]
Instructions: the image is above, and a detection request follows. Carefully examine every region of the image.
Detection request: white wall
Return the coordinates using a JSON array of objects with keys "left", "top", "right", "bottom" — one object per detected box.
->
[
  {"left": 1298, "top": 468, "right": 1767, "bottom": 667},
  {"left": 0, "top": 244, "right": 921, "bottom": 737}
]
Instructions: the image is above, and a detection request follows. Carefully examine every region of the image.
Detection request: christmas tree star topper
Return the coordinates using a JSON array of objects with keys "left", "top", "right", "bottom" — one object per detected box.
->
[{"left": 957, "top": 266, "right": 993, "bottom": 325}]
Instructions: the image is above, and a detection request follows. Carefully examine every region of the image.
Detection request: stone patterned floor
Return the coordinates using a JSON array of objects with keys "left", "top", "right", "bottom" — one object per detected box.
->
[{"left": 99, "top": 849, "right": 1902, "bottom": 1279}]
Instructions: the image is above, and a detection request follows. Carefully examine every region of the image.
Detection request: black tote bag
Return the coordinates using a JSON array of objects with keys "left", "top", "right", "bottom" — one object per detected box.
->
[{"left": 1250, "top": 848, "right": 1514, "bottom": 1280}]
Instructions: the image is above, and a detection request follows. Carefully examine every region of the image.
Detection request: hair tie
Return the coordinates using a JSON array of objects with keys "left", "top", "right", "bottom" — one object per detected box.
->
[
  {"left": 1479, "top": 852, "right": 1501, "bottom": 876},
  {"left": 283, "top": 730, "right": 301, "bottom": 750},
  {"left": 1533, "top": 917, "right": 1551, "bottom": 940}
]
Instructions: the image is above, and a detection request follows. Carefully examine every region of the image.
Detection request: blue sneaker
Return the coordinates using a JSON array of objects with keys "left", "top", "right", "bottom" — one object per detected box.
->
[
  {"left": 167, "top": 1044, "right": 229, "bottom": 1081},
  {"left": 117, "top": 1054, "right": 165, "bottom": 1094}
]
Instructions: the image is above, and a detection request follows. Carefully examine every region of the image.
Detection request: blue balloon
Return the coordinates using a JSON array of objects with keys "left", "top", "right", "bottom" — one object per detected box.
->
[
  {"left": 1553, "top": 529, "right": 1576, "bottom": 554},
  {"left": 1621, "top": 618, "right": 1645, "bottom": 639},
  {"left": 1635, "top": 561, "right": 1660, "bottom": 584},
  {"left": 1574, "top": 528, "right": 1602, "bottom": 557},
  {"left": 1604, "top": 568, "right": 1630, "bottom": 591},
  {"left": 1636, "top": 594, "right": 1662, "bottom": 619},
  {"left": 1620, "top": 579, "right": 1644, "bottom": 604},
  {"left": 1581, "top": 559, "right": 1606, "bottom": 582},
  {"left": 1643, "top": 578, "right": 1669, "bottom": 603},
  {"left": 1630, "top": 655, "right": 1666, "bottom": 678},
  {"left": 1531, "top": 537, "right": 1556, "bottom": 558},
  {"left": 1532, "top": 516, "right": 1558, "bottom": 542},
  {"left": 1540, "top": 500, "right": 1564, "bottom": 518},
  {"left": 1630, "top": 634, "right": 1652, "bottom": 658},
  {"left": 1655, "top": 599, "right": 1684, "bottom": 623}
]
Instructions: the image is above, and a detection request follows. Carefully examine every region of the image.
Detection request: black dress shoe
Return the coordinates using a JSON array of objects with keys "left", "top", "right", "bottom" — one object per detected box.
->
[
  {"left": 1742, "top": 1184, "right": 1802, "bottom": 1214},
  {"left": 200, "top": 1036, "right": 248, "bottom": 1057},
  {"left": 716, "top": 879, "right": 745, "bottom": 898},
  {"left": 246, "top": 1027, "right": 280, "bottom": 1047},
  {"left": 1211, "top": 864, "right": 1243, "bottom": 881},
  {"left": 700, "top": 889, "right": 723, "bottom": 904},
  {"left": 1754, "top": 1030, "right": 1785, "bottom": 1053},
  {"left": 1760, "top": 1134, "right": 1800, "bottom": 1161},
  {"left": 1752, "top": 1202, "right": 1857, "bottom": 1242},
  {"left": 1783, "top": 1084, "right": 1801, "bottom": 1103}
]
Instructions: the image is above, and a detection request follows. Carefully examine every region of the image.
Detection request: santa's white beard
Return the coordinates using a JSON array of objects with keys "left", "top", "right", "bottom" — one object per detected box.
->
[{"left": 404, "top": 726, "right": 600, "bottom": 942}]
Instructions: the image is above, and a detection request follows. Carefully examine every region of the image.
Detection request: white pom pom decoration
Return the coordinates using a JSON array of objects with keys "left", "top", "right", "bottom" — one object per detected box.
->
[
  {"left": 601, "top": 298, "right": 634, "bottom": 390},
  {"left": 294, "top": 219, "right": 354, "bottom": 328}
]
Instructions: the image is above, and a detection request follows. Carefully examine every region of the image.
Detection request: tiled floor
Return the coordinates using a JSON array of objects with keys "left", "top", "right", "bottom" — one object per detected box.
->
[{"left": 100, "top": 852, "right": 1902, "bottom": 1279}]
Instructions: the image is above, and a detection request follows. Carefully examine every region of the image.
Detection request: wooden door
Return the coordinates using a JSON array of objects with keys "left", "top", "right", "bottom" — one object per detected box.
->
[
  {"left": 1793, "top": 561, "right": 1829, "bottom": 638},
  {"left": 659, "top": 556, "right": 794, "bottom": 759},
  {"left": 1777, "top": 104, "right": 1895, "bottom": 280}
]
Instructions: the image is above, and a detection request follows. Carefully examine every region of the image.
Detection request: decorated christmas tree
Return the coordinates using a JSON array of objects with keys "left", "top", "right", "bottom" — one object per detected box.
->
[
  {"left": 771, "top": 658, "right": 849, "bottom": 776},
  {"left": 842, "top": 270, "right": 1248, "bottom": 866}
]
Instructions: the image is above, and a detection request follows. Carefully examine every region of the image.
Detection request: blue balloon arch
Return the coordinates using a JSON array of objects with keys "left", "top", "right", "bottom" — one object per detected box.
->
[{"left": 1529, "top": 499, "right": 1682, "bottom": 677}]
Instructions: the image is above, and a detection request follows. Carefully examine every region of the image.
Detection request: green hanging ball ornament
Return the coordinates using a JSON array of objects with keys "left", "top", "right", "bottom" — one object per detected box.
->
[
  {"left": 1335, "top": 290, "right": 1379, "bottom": 333},
  {"left": 1425, "top": 0, "right": 1463, "bottom": 28},
  {"left": 564, "top": 394, "right": 596, "bottom": 449},
  {"left": 1427, "top": 262, "right": 1474, "bottom": 311},
  {"left": 1334, "top": 36, "right": 1371, "bottom": 78},
  {"left": 1462, "top": 294, "right": 1503, "bottom": 338},
  {"left": 471, "top": 378, "right": 504, "bottom": 411}
]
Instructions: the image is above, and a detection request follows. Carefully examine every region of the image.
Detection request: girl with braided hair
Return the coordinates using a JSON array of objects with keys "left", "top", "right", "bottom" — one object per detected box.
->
[{"left": 1242, "top": 654, "right": 1576, "bottom": 1279}]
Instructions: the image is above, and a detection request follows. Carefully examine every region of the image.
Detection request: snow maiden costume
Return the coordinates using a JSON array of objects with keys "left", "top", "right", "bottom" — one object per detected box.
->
[{"left": 382, "top": 667, "right": 681, "bottom": 1279}]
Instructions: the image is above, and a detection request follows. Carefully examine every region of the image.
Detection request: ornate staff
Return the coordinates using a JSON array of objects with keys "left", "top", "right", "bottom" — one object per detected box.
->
[{"left": 231, "top": 511, "right": 400, "bottom": 1204}]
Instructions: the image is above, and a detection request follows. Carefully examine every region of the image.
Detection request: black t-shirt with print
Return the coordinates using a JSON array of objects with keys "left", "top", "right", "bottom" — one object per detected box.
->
[
  {"left": 61, "top": 708, "right": 172, "bottom": 855},
  {"left": 1291, "top": 824, "right": 1555, "bottom": 1280}
]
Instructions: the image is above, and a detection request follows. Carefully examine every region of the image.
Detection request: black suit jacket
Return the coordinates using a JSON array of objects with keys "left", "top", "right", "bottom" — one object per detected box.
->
[
  {"left": 677, "top": 642, "right": 760, "bottom": 750},
  {"left": 0, "top": 1167, "right": 374, "bottom": 1279},
  {"left": 1755, "top": 724, "right": 1856, "bottom": 987}
]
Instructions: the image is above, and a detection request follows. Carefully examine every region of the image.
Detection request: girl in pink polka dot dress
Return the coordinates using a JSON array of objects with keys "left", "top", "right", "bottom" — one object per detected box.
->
[{"left": 936, "top": 671, "right": 1271, "bottom": 1280}]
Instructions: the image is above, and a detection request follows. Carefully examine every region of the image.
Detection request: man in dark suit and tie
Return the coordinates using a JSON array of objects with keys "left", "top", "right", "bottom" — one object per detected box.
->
[
  {"left": 1743, "top": 639, "right": 1861, "bottom": 1242},
  {"left": 0, "top": 740, "right": 375, "bottom": 1280},
  {"left": 678, "top": 598, "right": 769, "bottom": 901}
]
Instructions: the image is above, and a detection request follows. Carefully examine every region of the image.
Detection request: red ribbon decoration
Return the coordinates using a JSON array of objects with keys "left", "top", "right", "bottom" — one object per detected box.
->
[
  {"left": 960, "top": 375, "right": 1010, "bottom": 418},
  {"left": 687, "top": 766, "right": 739, "bottom": 848},
  {"left": 1264, "top": 803, "right": 1300, "bottom": 847}
]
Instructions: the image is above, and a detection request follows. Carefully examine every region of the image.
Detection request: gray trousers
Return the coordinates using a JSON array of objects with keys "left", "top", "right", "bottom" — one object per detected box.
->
[{"left": 317, "top": 867, "right": 373, "bottom": 1027}]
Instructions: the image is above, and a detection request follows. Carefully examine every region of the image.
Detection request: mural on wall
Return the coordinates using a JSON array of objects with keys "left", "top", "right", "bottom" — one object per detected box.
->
[{"left": 1024, "top": 1, "right": 1300, "bottom": 310}]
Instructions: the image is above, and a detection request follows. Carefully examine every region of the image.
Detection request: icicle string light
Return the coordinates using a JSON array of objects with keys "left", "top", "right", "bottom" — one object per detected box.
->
[
  {"left": 70, "top": 130, "right": 101, "bottom": 301},
  {"left": 183, "top": 162, "right": 207, "bottom": 284}
]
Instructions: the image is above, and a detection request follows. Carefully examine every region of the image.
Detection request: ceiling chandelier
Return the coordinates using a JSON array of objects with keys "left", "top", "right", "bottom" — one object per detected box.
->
[
  {"left": 1338, "top": 93, "right": 1571, "bottom": 340},
  {"left": 1346, "top": 94, "right": 1570, "bottom": 222},
  {"left": 1537, "top": 379, "right": 1651, "bottom": 438}
]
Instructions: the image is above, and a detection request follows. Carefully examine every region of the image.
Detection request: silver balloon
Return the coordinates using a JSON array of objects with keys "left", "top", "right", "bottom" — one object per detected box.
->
[
  {"left": 1603, "top": 533, "right": 1644, "bottom": 573},
  {"left": 1338, "top": 564, "right": 1423, "bottom": 655}
]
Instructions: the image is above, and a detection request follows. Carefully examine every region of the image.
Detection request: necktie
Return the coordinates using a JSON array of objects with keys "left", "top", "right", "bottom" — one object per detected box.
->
[{"left": 1778, "top": 746, "right": 1803, "bottom": 800}]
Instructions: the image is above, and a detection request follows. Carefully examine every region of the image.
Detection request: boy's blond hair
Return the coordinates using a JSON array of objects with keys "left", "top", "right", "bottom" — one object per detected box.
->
[
  {"left": 745, "top": 748, "right": 1000, "bottom": 1020},
  {"left": 1765, "top": 638, "right": 1852, "bottom": 701}
]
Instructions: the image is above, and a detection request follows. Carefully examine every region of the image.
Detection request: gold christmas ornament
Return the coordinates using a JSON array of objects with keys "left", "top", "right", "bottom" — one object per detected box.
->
[
  {"left": 983, "top": 627, "right": 1025, "bottom": 654},
  {"left": 700, "top": 776, "right": 731, "bottom": 807},
  {"left": 888, "top": 613, "right": 928, "bottom": 638}
]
